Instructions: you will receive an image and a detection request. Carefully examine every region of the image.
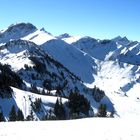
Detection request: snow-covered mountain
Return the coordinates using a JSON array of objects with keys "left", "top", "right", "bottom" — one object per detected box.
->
[
  {"left": 69, "top": 36, "right": 140, "bottom": 117},
  {"left": 0, "top": 22, "right": 140, "bottom": 119},
  {"left": 0, "top": 38, "right": 100, "bottom": 120},
  {"left": 0, "top": 23, "right": 37, "bottom": 45}
]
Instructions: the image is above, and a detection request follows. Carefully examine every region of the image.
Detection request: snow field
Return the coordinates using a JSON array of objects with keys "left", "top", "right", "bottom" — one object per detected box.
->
[{"left": 0, "top": 118, "right": 139, "bottom": 140}]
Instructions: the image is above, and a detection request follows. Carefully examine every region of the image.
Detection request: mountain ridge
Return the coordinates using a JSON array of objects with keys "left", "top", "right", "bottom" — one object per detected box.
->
[{"left": 0, "top": 22, "right": 140, "bottom": 119}]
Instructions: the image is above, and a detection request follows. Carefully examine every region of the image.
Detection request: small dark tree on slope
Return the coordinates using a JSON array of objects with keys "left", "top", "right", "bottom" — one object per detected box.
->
[
  {"left": 9, "top": 105, "right": 17, "bottom": 121},
  {"left": 17, "top": 109, "right": 24, "bottom": 121},
  {"left": 97, "top": 104, "right": 107, "bottom": 117},
  {"left": 30, "top": 84, "right": 40, "bottom": 94},
  {"left": 31, "top": 98, "right": 42, "bottom": 112},
  {"left": 0, "top": 111, "right": 5, "bottom": 122},
  {"left": 26, "top": 110, "right": 34, "bottom": 121},
  {"left": 92, "top": 86, "right": 105, "bottom": 102}
]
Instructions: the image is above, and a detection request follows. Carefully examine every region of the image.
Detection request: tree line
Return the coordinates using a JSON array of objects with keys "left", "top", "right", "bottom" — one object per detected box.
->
[{"left": 0, "top": 83, "right": 112, "bottom": 122}]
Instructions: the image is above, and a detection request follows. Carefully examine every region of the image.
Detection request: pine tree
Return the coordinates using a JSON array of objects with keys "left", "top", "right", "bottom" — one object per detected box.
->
[
  {"left": 31, "top": 98, "right": 42, "bottom": 112},
  {"left": 26, "top": 110, "right": 34, "bottom": 121},
  {"left": 54, "top": 98, "right": 66, "bottom": 120},
  {"left": 54, "top": 98, "right": 59, "bottom": 116},
  {"left": 0, "top": 111, "right": 5, "bottom": 122},
  {"left": 68, "top": 92, "right": 90, "bottom": 117},
  {"left": 59, "top": 98, "right": 66, "bottom": 120},
  {"left": 42, "top": 89, "right": 46, "bottom": 95},
  {"left": 97, "top": 104, "right": 107, "bottom": 117},
  {"left": 30, "top": 110, "right": 34, "bottom": 120},
  {"left": 92, "top": 86, "right": 105, "bottom": 102},
  {"left": 9, "top": 105, "right": 17, "bottom": 121},
  {"left": 17, "top": 109, "right": 24, "bottom": 121},
  {"left": 30, "top": 84, "right": 39, "bottom": 94}
]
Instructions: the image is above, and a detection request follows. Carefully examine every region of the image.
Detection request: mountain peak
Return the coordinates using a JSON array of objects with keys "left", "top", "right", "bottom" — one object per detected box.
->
[
  {"left": 6, "top": 22, "right": 37, "bottom": 33},
  {"left": 57, "top": 33, "right": 71, "bottom": 39},
  {"left": 121, "top": 36, "right": 129, "bottom": 41},
  {"left": 40, "top": 27, "right": 52, "bottom": 36},
  {"left": 112, "top": 36, "right": 130, "bottom": 44},
  {"left": 112, "top": 36, "right": 122, "bottom": 41},
  {"left": 0, "top": 22, "right": 37, "bottom": 44}
]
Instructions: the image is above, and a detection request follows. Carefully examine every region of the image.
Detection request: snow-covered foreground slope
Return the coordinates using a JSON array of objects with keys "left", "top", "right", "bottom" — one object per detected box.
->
[{"left": 0, "top": 118, "right": 140, "bottom": 140}]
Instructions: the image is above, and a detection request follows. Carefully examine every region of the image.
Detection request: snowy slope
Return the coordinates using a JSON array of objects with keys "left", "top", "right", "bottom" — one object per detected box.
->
[
  {"left": 0, "top": 39, "right": 35, "bottom": 70},
  {"left": 0, "top": 118, "right": 140, "bottom": 140},
  {"left": 0, "top": 39, "right": 93, "bottom": 96},
  {"left": 72, "top": 37, "right": 118, "bottom": 60},
  {"left": 62, "top": 35, "right": 82, "bottom": 44},
  {"left": 86, "top": 60, "right": 140, "bottom": 117},
  {"left": 41, "top": 39, "right": 97, "bottom": 83},
  {"left": 22, "top": 28, "right": 97, "bottom": 83},
  {"left": 72, "top": 36, "right": 140, "bottom": 65},
  {"left": 22, "top": 28, "right": 55, "bottom": 45},
  {"left": 0, "top": 87, "right": 67, "bottom": 120},
  {"left": 110, "top": 41, "right": 140, "bottom": 65},
  {"left": 69, "top": 35, "right": 140, "bottom": 117}
]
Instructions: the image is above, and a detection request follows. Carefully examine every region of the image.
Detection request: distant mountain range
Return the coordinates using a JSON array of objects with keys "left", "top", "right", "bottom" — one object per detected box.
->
[{"left": 0, "top": 22, "right": 140, "bottom": 120}]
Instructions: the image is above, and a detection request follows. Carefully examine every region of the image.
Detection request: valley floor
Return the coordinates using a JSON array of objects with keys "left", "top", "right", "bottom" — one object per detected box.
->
[{"left": 0, "top": 118, "right": 139, "bottom": 140}]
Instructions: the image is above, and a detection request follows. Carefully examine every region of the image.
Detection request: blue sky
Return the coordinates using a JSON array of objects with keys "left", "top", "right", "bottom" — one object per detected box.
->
[{"left": 0, "top": 0, "right": 140, "bottom": 41}]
